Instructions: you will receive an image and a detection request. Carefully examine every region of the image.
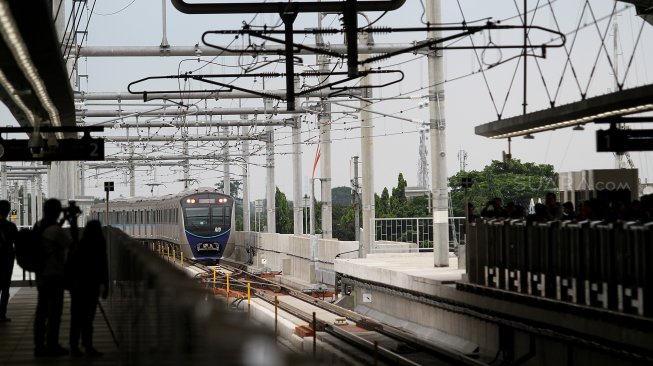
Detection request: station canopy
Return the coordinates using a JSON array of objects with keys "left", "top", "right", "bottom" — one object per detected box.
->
[{"left": 474, "top": 83, "right": 653, "bottom": 139}]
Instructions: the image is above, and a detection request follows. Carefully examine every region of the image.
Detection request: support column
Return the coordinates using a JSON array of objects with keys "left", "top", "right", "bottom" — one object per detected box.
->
[
  {"left": 36, "top": 175, "right": 42, "bottom": 221},
  {"left": 222, "top": 125, "right": 231, "bottom": 195},
  {"left": 427, "top": 0, "right": 449, "bottom": 267},
  {"left": 128, "top": 144, "right": 136, "bottom": 197},
  {"left": 360, "top": 32, "right": 375, "bottom": 257},
  {"left": 317, "top": 15, "right": 333, "bottom": 238},
  {"left": 183, "top": 135, "right": 190, "bottom": 190},
  {"left": 241, "top": 124, "right": 251, "bottom": 231},
  {"left": 32, "top": 176, "right": 37, "bottom": 224},
  {"left": 292, "top": 77, "right": 303, "bottom": 235},
  {"left": 265, "top": 99, "right": 276, "bottom": 233},
  {"left": 1, "top": 163, "right": 6, "bottom": 200}
]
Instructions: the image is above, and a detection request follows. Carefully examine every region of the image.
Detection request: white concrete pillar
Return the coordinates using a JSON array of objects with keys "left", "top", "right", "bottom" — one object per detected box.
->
[
  {"left": 128, "top": 144, "right": 136, "bottom": 196},
  {"left": 242, "top": 133, "right": 251, "bottom": 232},
  {"left": 183, "top": 137, "right": 190, "bottom": 190},
  {"left": 1, "top": 163, "right": 6, "bottom": 201},
  {"left": 222, "top": 126, "right": 230, "bottom": 196},
  {"left": 317, "top": 20, "right": 333, "bottom": 238},
  {"left": 30, "top": 175, "right": 39, "bottom": 225},
  {"left": 427, "top": 0, "right": 450, "bottom": 267},
  {"left": 265, "top": 99, "right": 276, "bottom": 233},
  {"left": 36, "top": 175, "right": 42, "bottom": 220},
  {"left": 292, "top": 76, "right": 303, "bottom": 236},
  {"left": 360, "top": 32, "right": 375, "bottom": 257}
]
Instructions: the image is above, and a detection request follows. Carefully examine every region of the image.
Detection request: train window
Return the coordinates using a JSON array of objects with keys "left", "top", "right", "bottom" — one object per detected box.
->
[
  {"left": 211, "top": 206, "right": 225, "bottom": 225},
  {"left": 184, "top": 207, "right": 210, "bottom": 230},
  {"left": 225, "top": 206, "right": 232, "bottom": 225}
]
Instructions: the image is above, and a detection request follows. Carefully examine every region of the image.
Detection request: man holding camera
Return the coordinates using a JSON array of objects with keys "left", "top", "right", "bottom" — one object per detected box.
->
[
  {"left": 33, "top": 199, "right": 72, "bottom": 357},
  {"left": 0, "top": 200, "right": 17, "bottom": 323}
]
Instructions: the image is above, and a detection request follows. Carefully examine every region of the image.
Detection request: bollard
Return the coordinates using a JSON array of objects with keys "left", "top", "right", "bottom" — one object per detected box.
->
[
  {"left": 173, "top": 249, "right": 176, "bottom": 264},
  {"left": 274, "top": 296, "right": 278, "bottom": 339},
  {"left": 167, "top": 246, "right": 170, "bottom": 261},
  {"left": 247, "top": 282, "right": 251, "bottom": 313},
  {"left": 226, "top": 273, "right": 230, "bottom": 308},
  {"left": 312, "top": 312, "right": 317, "bottom": 358},
  {"left": 213, "top": 267, "right": 217, "bottom": 289},
  {"left": 181, "top": 252, "right": 184, "bottom": 268}
]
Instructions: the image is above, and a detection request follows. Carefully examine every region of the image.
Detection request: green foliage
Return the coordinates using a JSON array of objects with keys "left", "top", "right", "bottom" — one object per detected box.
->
[
  {"left": 275, "top": 187, "right": 293, "bottom": 234},
  {"left": 375, "top": 174, "right": 430, "bottom": 218},
  {"left": 449, "top": 159, "right": 558, "bottom": 216},
  {"left": 215, "top": 179, "right": 243, "bottom": 198},
  {"left": 332, "top": 186, "right": 354, "bottom": 206}
]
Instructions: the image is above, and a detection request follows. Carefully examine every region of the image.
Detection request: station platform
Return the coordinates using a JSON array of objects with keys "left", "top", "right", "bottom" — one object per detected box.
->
[
  {"left": 0, "top": 286, "right": 120, "bottom": 366},
  {"left": 335, "top": 253, "right": 464, "bottom": 294},
  {"left": 334, "top": 252, "right": 653, "bottom": 364}
]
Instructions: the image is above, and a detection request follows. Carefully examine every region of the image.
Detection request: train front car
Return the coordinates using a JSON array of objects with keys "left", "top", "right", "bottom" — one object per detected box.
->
[{"left": 180, "top": 192, "right": 234, "bottom": 264}]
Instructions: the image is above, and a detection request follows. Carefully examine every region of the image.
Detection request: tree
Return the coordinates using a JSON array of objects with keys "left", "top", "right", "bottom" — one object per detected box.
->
[
  {"left": 275, "top": 187, "right": 293, "bottom": 234},
  {"left": 215, "top": 179, "right": 242, "bottom": 198},
  {"left": 449, "top": 159, "right": 558, "bottom": 216}
]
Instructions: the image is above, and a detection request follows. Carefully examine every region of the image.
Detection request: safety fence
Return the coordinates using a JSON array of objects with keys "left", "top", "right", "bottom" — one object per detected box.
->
[
  {"left": 466, "top": 219, "right": 653, "bottom": 317},
  {"left": 104, "top": 227, "right": 293, "bottom": 365},
  {"left": 373, "top": 217, "right": 466, "bottom": 252}
]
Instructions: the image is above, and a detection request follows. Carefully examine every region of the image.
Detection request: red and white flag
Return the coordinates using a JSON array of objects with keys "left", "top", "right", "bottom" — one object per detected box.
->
[{"left": 311, "top": 144, "right": 321, "bottom": 179}]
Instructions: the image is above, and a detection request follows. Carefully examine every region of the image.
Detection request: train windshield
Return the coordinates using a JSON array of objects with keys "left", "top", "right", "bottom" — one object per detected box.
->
[
  {"left": 211, "top": 206, "right": 232, "bottom": 226},
  {"left": 184, "top": 207, "right": 210, "bottom": 231}
]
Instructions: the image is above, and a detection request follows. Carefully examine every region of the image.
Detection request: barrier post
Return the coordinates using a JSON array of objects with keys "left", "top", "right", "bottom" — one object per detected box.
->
[
  {"left": 312, "top": 312, "right": 317, "bottom": 359},
  {"left": 226, "top": 273, "right": 230, "bottom": 307},
  {"left": 181, "top": 252, "right": 184, "bottom": 268},
  {"left": 213, "top": 267, "right": 216, "bottom": 289},
  {"left": 247, "top": 282, "right": 251, "bottom": 314},
  {"left": 274, "top": 296, "right": 278, "bottom": 339}
]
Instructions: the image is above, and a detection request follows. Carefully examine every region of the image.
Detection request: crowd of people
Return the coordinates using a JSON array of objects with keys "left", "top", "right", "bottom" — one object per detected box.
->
[
  {"left": 0, "top": 199, "right": 109, "bottom": 358},
  {"left": 467, "top": 192, "right": 653, "bottom": 225}
]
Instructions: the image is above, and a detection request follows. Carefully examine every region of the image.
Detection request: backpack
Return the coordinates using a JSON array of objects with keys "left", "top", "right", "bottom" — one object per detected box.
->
[{"left": 15, "top": 226, "right": 46, "bottom": 273}]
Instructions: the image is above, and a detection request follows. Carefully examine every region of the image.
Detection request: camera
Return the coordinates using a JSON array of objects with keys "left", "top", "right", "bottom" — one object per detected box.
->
[{"left": 61, "top": 201, "right": 82, "bottom": 222}]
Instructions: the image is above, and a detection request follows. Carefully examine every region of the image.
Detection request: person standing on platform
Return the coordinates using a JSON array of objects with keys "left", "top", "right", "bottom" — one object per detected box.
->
[
  {"left": 67, "top": 220, "right": 108, "bottom": 357},
  {"left": 33, "top": 199, "right": 71, "bottom": 357},
  {"left": 0, "top": 200, "right": 18, "bottom": 323}
]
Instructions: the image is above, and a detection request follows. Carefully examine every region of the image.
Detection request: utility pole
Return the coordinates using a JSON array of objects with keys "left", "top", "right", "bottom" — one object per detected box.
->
[
  {"left": 427, "top": 0, "right": 450, "bottom": 267},
  {"left": 317, "top": 6, "right": 333, "bottom": 238},
  {"left": 352, "top": 156, "right": 361, "bottom": 246},
  {"left": 292, "top": 77, "right": 304, "bottom": 235},
  {"left": 360, "top": 30, "right": 375, "bottom": 257},
  {"left": 265, "top": 98, "right": 276, "bottom": 233},
  {"left": 241, "top": 118, "right": 251, "bottom": 232},
  {"left": 222, "top": 125, "right": 230, "bottom": 195}
]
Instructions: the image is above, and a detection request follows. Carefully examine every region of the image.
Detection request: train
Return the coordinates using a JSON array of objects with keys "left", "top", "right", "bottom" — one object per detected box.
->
[{"left": 90, "top": 188, "right": 235, "bottom": 263}]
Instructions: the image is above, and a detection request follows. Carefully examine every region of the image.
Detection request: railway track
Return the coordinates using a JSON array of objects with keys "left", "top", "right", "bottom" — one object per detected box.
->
[{"left": 177, "top": 257, "right": 485, "bottom": 366}]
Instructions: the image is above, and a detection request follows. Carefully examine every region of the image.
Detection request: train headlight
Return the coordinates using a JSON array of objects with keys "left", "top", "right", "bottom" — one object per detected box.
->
[{"left": 186, "top": 198, "right": 196, "bottom": 204}]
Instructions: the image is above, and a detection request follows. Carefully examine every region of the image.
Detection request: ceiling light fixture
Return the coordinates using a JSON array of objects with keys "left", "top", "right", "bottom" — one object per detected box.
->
[
  {"left": 0, "top": 0, "right": 61, "bottom": 133},
  {"left": 523, "top": 134, "right": 534, "bottom": 139},
  {"left": 573, "top": 124, "right": 584, "bottom": 131},
  {"left": 0, "top": 68, "right": 36, "bottom": 125}
]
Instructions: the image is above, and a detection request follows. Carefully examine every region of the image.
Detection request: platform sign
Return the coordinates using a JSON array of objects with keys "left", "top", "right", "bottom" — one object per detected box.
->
[
  {"left": 104, "top": 181, "right": 114, "bottom": 192},
  {"left": 0, "top": 137, "right": 104, "bottom": 161},
  {"left": 597, "top": 128, "right": 653, "bottom": 152}
]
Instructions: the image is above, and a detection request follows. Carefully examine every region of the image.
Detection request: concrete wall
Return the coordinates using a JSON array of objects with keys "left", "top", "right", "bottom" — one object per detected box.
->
[{"left": 228, "top": 232, "right": 358, "bottom": 289}]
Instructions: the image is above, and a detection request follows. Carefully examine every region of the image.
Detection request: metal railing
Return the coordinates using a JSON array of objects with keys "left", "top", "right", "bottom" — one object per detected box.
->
[
  {"left": 466, "top": 219, "right": 653, "bottom": 317},
  {"left": 104, "top": 227, "right": 294, "bottom": 365},
  {"left": 372, "top": 216, "right": 466, "bottom": 252}
]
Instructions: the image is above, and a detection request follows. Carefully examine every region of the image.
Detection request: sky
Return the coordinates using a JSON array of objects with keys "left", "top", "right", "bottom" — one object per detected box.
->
[{"left": 2, "top": 0, "right": 653, "bottom": 201}]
